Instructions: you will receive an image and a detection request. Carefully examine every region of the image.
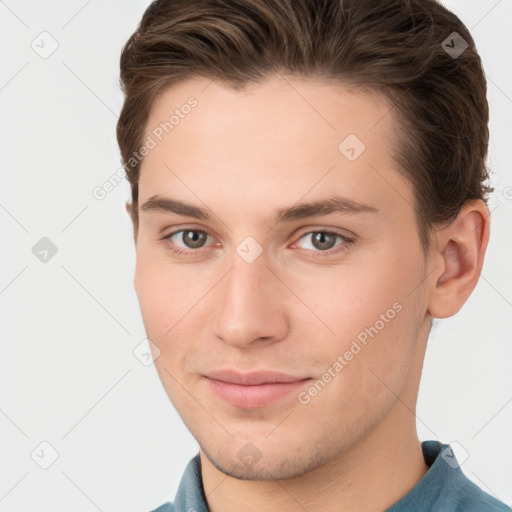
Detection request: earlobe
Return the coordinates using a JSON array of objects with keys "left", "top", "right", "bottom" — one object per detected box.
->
[{"left": 426, "top": 200, "right": 490, "bottom": 319}]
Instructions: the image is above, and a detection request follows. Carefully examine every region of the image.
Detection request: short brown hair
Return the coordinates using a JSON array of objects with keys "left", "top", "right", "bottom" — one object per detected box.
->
[{"left": 116, "top": 0, "right": 493, "bottom": 254}]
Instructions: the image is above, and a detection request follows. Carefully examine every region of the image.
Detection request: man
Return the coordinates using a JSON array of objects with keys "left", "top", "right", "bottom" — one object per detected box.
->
[{"left": 116, "top": 0, "right": 510, "bottom": 510}]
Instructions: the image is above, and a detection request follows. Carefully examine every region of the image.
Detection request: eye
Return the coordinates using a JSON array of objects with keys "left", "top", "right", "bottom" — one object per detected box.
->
[
  {"left": 161, "top": 228, "right": 215, "bottom": 255},
  {"left": 293, "top": 230, "right": 354, "bottom": 257}
]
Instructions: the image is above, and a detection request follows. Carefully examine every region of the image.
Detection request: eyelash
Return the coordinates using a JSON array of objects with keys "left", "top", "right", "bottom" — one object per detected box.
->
[{"left": 160, "top": 228, "right": 354, "bottom": 258}]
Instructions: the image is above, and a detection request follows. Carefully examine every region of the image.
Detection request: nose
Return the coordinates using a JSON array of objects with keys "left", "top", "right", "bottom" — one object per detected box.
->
[{"left": 214, "top": 252, "right": 289, "bottom": 349}]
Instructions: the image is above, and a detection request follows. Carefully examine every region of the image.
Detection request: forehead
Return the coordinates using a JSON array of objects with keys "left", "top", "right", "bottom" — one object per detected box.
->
[
  {"left": 143, "top": 74, "right": 394, "bottom": 158},
  {"left": 138, "top": 75, "right": 413, "bottom": 221}
]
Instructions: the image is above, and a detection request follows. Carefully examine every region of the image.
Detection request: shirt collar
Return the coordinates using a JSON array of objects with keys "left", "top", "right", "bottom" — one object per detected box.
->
[{"left": 384, "top": 440, "right": 468, "bottom": 511}]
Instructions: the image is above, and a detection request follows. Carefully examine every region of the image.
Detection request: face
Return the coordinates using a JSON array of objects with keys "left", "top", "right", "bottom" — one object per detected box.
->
[{"left": 132, "top": 75, "right": 432, "bottom": 480}]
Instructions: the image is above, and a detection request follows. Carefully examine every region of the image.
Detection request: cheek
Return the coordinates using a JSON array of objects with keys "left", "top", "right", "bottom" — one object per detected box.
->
[
  {"left": 288, "top": 261, "right": 407, "bottom": 346},
  {"left": 292, "top": 248, "right": 423, "bottom": 387},
  {"left": 134, "top": 249, "right": 180, "bottom": 345},
  {"left": 134, "top": 255, "right": 205, "bottom": 398},
  {"left": 134, "top": 246, "right": 216, "bottom": 352}
]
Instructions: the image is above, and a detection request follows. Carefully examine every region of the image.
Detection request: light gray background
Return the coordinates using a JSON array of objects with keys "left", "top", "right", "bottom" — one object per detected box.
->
[{"left": 1, "top": 1, "right": 511, "bottom": 511}]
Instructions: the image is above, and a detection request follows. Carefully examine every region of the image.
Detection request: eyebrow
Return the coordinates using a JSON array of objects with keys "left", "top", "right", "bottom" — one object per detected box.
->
[{"left": 140, "top": 194, "right": 379, "bottom": 223}]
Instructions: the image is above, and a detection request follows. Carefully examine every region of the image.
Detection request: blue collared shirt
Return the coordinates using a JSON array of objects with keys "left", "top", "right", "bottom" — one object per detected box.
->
[{"left": 150, "top": 440, "right": 511, "bottom": 512}]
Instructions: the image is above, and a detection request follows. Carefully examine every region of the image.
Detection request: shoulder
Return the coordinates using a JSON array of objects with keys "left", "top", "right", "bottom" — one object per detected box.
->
[
  {"left": 148, "top": 502, "right": 175, "bottom": 512},
  {"left": 456, "top": 477, "right": 510, "bottom": 512}
]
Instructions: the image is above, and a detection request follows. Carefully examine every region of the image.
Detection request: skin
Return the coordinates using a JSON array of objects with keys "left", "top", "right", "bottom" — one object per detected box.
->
[{"left": 126, "top": 75, "right": 490, "bottom": 512}]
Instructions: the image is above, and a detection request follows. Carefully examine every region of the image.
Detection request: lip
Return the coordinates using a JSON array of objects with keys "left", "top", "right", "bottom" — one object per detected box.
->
[
  {"left": 205, "top": 369, "right": 310, "bottom": 385},
  {"left": 204, "top": 370, "right": 312, "bottom": 408}
]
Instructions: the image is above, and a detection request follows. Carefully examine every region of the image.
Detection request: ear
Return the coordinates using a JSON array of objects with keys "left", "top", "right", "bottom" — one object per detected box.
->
[
  {"left": 426, "top": 199, "right": 490, "bottom": 319},
  {"left": 125, "top": 201, "right": 138, "bottom": 245}
]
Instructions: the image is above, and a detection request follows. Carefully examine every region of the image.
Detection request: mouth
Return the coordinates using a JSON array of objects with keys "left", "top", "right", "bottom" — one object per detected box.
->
[{"left": 203, "top": 369, "right": 312, "bottom": 409}]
